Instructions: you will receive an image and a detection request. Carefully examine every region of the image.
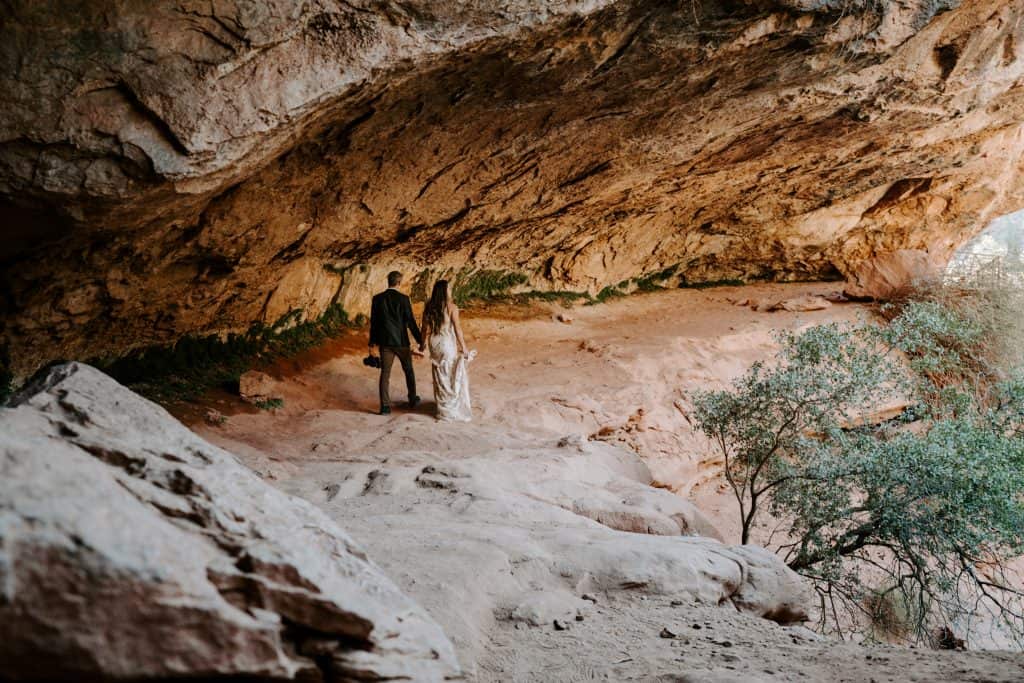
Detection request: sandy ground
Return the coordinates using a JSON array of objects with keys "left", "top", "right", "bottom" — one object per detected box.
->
[{"left": 185, "top": 283, "right": 1024, "bottom": 682}]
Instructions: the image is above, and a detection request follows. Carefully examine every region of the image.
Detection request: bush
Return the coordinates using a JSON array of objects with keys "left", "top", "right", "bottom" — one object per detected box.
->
[
  {"left": 879, "top": 282, "right": 1024, "bottom": 408},
  {"left": 692, "top": 294, "right": 1024, "bottom": 645},
  {"left": 253, "top": 397, "right": 284, "bottom": 411},
  {"left": 452, "top": 270, "right": 529, "bottom": 305},
  {"left": 92, "top": 303, "right": 356, "bottom": 403}
]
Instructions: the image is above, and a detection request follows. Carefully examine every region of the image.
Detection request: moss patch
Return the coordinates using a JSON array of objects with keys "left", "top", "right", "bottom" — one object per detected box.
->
[
  {"left": 516, "top": 290, "right": 592, "bottom": 305},
  {"left": 634, "top": 264, "right": 680, "bottom": 292},
  {"left": 591, "top": 284, "right": 627, "bottom": 304},
  {"left": 452, "top": 269, "right": 530, "bottom": 305},
  {"left": 90, "top": 303, "right": 357, "bottom": 404},
  {"left": 253, "top": 397, "right": 285, "bottom": 410}
]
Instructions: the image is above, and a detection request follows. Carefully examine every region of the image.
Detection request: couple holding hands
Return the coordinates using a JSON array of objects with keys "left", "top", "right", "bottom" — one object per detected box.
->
[{"left": 368, "top": 271, "right": 474, "bottom": 422}]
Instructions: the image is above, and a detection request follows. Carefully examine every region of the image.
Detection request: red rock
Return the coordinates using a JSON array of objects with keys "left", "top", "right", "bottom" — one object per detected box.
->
[{"left": 843, "top": 249, "right": 941, "bottom": 301}]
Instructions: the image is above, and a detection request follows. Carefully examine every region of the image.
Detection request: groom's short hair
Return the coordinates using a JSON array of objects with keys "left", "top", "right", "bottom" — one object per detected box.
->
[{"left": 387, "top": 270, "right": 403, "bottom": 287}]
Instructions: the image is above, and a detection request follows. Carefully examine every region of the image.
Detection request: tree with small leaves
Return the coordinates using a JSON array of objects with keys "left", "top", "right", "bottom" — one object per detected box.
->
[{"left": 692, "top": 299, "right": 1024, "bottom": 645}]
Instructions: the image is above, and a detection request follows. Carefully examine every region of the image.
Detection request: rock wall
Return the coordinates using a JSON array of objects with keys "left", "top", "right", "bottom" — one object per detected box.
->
[
  {"left": 0, "top": 362, "right": 459, "bottom": 680},
  {"left": 3, "top": 0, "right": 1024, "bottom": 378}
]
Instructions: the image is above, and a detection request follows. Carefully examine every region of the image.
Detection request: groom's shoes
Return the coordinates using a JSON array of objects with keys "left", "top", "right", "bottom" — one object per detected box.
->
[
  {"left": 408, "top": 395, "right": 421, "bottom": 409},
  {"left": 379, "top": 406, "right": 391, "bottom": 415}
]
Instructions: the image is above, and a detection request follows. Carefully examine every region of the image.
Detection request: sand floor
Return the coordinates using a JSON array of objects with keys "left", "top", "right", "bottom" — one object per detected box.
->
[{"left": 185, "top": 282, "right": 1024, "bottom": 682}]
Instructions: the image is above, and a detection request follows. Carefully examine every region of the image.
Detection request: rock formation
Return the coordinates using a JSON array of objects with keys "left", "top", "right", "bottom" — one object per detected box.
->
[
  {"left": 3, "top": 0, "right": 1024, "bottom": 378},
  {"left": 843, "top": 247, "right": 942, "bottom": 299},
  {"left": 0, "top": 359, "right": 816, "bottom": 679},
  {"left": 263, "top": 405, "right": 813, "bottom": 674},
  {"left": 0, "top": 362, "right": 459, "bottom": 681}
]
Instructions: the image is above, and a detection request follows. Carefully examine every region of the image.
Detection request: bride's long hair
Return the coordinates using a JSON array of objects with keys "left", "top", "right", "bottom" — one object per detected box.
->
[{"left": 423, "top": 280, "right": 450, "bottom": 333}]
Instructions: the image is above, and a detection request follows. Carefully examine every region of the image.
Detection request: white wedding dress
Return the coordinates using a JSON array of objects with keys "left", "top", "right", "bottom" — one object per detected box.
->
[{"left": 428, "top": 311, "right": 473, "bottom": 422}]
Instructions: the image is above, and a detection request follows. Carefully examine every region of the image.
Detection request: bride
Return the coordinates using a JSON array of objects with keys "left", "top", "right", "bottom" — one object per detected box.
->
[{"left": 419, "top": 280, "right": 473, "bottom": 422}]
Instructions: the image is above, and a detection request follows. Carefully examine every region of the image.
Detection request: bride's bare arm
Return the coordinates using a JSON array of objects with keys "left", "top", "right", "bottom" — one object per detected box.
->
[
  {"left": 450, "top": 304, "right": 468, "bottom": 354},
  {"left": 419, "top": 318, "right": 430, "bottom": 351}
]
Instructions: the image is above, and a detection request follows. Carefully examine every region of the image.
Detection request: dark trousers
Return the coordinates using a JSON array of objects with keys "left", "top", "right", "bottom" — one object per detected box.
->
[{"left": 379, "top": 346, "right": 416, "bottom": 408}]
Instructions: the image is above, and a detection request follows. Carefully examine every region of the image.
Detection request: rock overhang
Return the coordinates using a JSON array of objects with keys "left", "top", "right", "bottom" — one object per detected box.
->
[{"left": 2, "top": 0, "right": 1024, "bottom": 379}]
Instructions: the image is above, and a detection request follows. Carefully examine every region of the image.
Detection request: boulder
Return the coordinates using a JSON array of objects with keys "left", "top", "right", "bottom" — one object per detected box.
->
[
  {"left": 239, "top": 370, "right": 284, "bottom": 404},
  {"left": 297, "top": 440, "right": 812, "bottom": 656},
  {"left": 843, "top": 249, "right": 940, "bottom": 300},
  {"left": 766, "top": 295, "right": 833, "bottom": 313},
  {"left": 728, "top": 545, "right": 813, "bottom": 625},
  {"left": 0, "top": 363, "right": 458, "bottom": 681},
  {"left": 742, "top": 294, "right": 834, "bottom": 312}
]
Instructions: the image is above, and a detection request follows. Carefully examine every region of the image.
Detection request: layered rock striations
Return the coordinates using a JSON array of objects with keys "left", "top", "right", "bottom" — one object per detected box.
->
[
  {"left": 3, "top": 0, "right": 1024, "bottom": 377},
  {"left": 0, "top": 362, "right": 459, "bottom": 680}
]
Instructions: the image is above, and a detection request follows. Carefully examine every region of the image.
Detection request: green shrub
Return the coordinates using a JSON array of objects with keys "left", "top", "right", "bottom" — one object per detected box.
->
[
  {"left": 633, "top": 265, "right": 680, "bottom": 293},
  {"left": 678, "top": 278, "right": 746, "bottom": 289},
  {"left": 692, "top": 297, "right": 1024, "bottom": 645},
  {"left": 591, "top": 284, "right": 626, "bottom": 304},
  {"left": 452, "top": 270, "right": 529, "bottom": 305},
  {"left": 92, "top": 303, "right": 356, "bottom": 403},
  {"left": 879, "top": 282, "right": 1024, "bottom": 408},
  {"left": 253, "top": 397, "right": 284, "bottom": 410}
]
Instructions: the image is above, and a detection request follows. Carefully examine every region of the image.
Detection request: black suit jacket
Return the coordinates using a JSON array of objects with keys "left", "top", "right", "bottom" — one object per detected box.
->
[{"left": 369, "top": 289, "right": 423, "bottom": 348}]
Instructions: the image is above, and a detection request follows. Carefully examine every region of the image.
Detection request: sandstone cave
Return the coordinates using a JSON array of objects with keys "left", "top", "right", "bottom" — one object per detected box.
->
[{"left": 3, "top": 1, "right": 1024, "bottom": 681}]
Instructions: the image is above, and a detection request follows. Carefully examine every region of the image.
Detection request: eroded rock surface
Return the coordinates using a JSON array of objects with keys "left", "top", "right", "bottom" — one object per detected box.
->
[
  {"left": 241, "top": 418, "right": 812, "bottom": 675},
  {"left": 0, "top": 362, "right": 459, "bottom": 681},
  {"left": 4, "top": 0, "right": 1024, "bottom": 378},
  {"left": 186, "top": 285, "right": 1024, "bottom": 680},
  {"left": 843, "top": 248, "right": 942, "bottom": 299}
]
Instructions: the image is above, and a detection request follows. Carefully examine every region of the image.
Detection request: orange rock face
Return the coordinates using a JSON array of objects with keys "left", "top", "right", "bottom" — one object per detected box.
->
[
  {"left": 2, "top": 0, "right": 1024, "bottom": 378},
  {"left": 843, "top": 249, "right": 942, "bottom": 300}
]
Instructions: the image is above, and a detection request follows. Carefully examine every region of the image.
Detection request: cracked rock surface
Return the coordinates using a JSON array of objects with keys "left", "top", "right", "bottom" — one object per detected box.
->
[
  {"left": 0, "top": 362, "right": 459, "bottom": 681},
  {"left": 3, "top": 0, "right": 1024, "bottom": 378}
]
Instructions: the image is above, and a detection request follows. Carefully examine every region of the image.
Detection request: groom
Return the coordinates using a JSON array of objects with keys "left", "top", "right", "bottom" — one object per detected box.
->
[{"left": 369, "top": 270, "right": 423, "bottom": 415}]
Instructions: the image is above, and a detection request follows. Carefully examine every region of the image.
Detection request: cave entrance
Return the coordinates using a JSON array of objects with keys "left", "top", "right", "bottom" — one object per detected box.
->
[{"left": 946, "top": 208, "right": 1024, "bottom": 288}]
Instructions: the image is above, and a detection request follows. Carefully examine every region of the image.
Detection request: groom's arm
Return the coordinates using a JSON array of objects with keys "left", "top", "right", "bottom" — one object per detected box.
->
[
  {"left": 369, "top": 296, "right": 381, "bottom": 348},
  {"left": 404, "top": 296, "right": 423, "bottom": 346}
]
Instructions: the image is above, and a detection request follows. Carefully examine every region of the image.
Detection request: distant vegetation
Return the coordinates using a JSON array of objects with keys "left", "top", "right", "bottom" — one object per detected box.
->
[
  {"left": 452, "top": 269, "right": 530, "bottom": 305},
  {"left": 0, "top": 263, "right": 748, "bottom": 407},
  {"left": 253, "top": 397, "right": 285, "bottom": 411},
  {"left": 693, "top": 278, "right": 1024, "bottom": 647},
  {"left": 89, "top": 304, "right": 359, "bottom": 403},
  {"left": 448, "top": 266, "right": 694, "bottom": 308}
]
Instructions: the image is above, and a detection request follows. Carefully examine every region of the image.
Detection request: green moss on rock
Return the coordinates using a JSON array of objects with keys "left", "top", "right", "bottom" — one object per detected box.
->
[
  {"left": 633, "top": 264, "right": 680, "bottom": 292},
  {"left": 254, "top": 397, "right": 285, "bottom": 410},
  {"left": 591, "top": 284, "right": 627, "bottom": 304},
  {"left": 452, "top": 269, "right": 529, "bottom": 305},
  {"left": 90, "top": 303, "right": 357, "bottom": 403}
]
